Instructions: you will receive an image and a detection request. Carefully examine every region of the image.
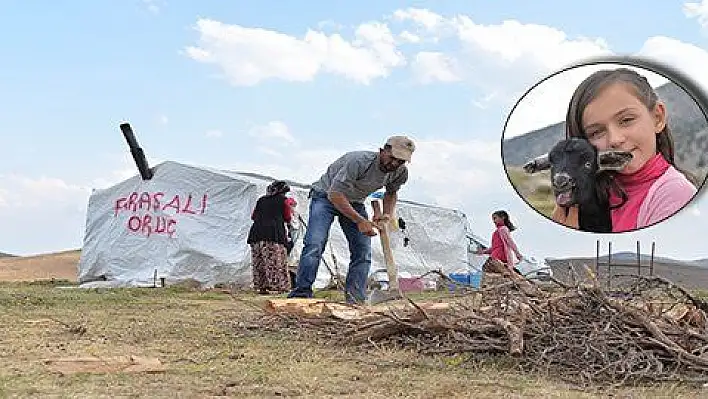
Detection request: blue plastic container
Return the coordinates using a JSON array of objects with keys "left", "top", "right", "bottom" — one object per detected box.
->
[
  {"left": 447, "top": 272, "right": 483, "bottom": 291},
  {"left": 469, "top": 272, "right": 482, "bottom": 288}
]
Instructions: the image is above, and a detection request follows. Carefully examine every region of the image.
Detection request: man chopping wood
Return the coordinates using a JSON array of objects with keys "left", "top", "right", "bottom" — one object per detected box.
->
[{"left": 287, "top": 136, "right": 415, "bottom": 304}]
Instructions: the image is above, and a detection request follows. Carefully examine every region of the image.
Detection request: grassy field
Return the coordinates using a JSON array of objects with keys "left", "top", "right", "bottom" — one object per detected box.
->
[
  {"left": 1, "top": 280, "right": 707, "bottom": 398},
  {"left": 505, "top": 166, "right": 555, "bottom": 218}
]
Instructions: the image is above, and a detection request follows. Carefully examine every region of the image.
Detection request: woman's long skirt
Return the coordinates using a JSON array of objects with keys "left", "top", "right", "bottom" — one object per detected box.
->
[{"left": 250, "top": 241, "right": 290, "bottom": 293}]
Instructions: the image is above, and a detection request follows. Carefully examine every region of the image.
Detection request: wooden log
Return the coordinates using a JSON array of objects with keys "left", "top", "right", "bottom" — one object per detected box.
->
[{"left": 263, "top": 298, "right": 451, "bottom": 320}]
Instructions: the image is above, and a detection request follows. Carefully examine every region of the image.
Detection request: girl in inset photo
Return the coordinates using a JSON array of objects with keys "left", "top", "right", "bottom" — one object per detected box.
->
[{"left": 553, "top": 68, "right": 698, "bottom": 232}]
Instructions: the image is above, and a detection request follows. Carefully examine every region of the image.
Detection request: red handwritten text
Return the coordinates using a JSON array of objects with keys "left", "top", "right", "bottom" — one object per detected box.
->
[{"left": 113, "top": 192, "right": 209, "bottom": 238}]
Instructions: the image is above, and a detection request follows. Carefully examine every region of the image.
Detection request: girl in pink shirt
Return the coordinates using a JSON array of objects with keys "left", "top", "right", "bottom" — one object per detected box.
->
[
  {"left": 553, "top": 67, "right": 699, "bottom": 232},
  {"left": 476, "top": 210, "right": 524, "bottom": 274}
]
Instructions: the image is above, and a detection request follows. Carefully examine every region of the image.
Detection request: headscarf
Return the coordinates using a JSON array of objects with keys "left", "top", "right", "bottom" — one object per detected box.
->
[{"left": 266, "top": 180, "right": 290, "bottom": 196}]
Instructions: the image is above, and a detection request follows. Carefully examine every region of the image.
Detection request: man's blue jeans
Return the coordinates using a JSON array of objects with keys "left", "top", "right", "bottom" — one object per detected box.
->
[{"left": 288, "top": 190, "right": 372, "bottom": 303}]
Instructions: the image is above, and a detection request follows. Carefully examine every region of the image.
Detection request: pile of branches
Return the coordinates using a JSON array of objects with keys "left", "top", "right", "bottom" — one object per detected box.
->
[{"left": 249, "top": 271, "right": 708, "bottom": 387}]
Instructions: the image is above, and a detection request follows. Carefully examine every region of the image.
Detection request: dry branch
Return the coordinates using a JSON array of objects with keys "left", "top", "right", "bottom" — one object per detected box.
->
[{"left": 241, "top": 274, "right": 708, "bottom": 387}]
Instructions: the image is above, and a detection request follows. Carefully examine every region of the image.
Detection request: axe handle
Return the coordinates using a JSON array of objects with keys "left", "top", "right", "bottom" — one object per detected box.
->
[{"left": 372, "top": 200, "right": 398, "bottom": 290}]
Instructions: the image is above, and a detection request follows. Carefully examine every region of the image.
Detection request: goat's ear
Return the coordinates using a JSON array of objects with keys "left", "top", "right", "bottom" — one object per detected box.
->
[
  {"left": 597, "top": 150, "right": 633, "bottom": 172},
  {"left": 522, "top": 153, "right": 551, "bottom": 174}
]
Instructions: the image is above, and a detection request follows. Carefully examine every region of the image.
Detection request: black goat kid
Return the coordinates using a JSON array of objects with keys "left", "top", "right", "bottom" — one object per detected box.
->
[{"left": 522, "top": 138, "right": 633, "bottom": 233}]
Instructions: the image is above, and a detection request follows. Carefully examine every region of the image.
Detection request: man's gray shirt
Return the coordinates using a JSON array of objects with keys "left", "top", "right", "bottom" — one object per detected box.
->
[{"left": 311, "top": 151, "right": 408, "bottom": 203}]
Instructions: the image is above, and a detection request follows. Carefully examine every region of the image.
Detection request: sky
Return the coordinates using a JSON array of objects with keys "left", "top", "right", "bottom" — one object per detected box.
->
[{"left": 2, "top": 0, "right": 708, "bottom": 262}]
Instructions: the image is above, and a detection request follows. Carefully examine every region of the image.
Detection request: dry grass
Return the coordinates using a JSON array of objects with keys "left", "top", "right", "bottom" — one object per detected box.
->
[{"left": 0, "top": 281, "right": 706, "bottom": 398}]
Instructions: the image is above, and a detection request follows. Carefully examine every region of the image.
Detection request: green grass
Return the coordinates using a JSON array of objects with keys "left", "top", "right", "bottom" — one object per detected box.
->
[{"left": 0, "top": 281, "right": 705, "bottom": 398}]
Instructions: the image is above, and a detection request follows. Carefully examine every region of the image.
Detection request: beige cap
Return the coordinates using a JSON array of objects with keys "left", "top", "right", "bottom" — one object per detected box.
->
[{"left": 386, "top": 135, "right": 415, "bottom": 162}]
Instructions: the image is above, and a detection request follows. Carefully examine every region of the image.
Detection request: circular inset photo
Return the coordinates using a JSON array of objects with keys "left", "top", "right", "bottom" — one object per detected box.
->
[{"left": 502, "top": 57, "right": 708, "bottom": 234}]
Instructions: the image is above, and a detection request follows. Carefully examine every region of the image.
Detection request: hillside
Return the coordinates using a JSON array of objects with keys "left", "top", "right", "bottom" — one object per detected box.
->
[
  {"left": 690, "top": 258, "right": 708, "bottom": 268},
  {"left": 0, "top": 249, "right": 80, "bottom": 282},
  {"left": 503, "top": 81, "right": 708, "bottom": 185},
  {"left": 546, "top": 257, "right": 708, "bottom": 291},
  {"left": 595, "top": 251, "right": 687, "bottom": 266},
  {"left": 548, "top": 251, "right": 708, "bottom": 267},
  {"left": 505, "top": 165, "right": 556, "bottom": 218}
]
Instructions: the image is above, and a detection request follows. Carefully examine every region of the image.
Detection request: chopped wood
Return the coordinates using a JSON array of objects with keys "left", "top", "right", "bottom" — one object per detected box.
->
[
  {"left": 263, "top": 298, "right": 450, "bottom": 320},
  {"left": 241, "top": 274, "right": 708, "bottom": 388}
]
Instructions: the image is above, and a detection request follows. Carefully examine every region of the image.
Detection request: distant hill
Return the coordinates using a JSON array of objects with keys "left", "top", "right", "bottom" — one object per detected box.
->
[
  {"left": 0, "top": 251, "right": 16, "bottom": 258},
  {"left": 595, "top": 251, "right": 687, "bottom": 266},
  {"left": 547, "top": 251, "right": 706, "bottom": 267},
  {"left": 0, "top": 249, "right": 80, "bottom": 282},
  {"left": 689, "top": 258, "right": 708, "bottom": 268},
  {"left": 503, "top": 81, "right": 708, "bottom": 185}
]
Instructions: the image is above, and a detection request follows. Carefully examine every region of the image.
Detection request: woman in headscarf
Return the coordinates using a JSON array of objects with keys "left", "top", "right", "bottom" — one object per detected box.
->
[{"left": 247, "top": 180, "right": 293, "bottom": 294}]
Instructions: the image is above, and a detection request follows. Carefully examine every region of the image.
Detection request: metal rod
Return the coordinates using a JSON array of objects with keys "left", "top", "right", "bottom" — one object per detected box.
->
[
  {"left": 650, "top": 242, "right": 655, "bottom": 276},
  {"left": 636, "top": 240, "right": 641, "bottom": 276},
  {"left": 596, "top": 239, "right": 600, "bottom": 276},
  {"left": 607, "top": 241, "right": 612, "bottom": 290}
]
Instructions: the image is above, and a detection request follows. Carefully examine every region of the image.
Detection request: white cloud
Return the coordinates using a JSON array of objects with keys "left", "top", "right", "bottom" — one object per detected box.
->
[
  {"left": 205, "top": 129, "right": 223, "bottom": 138},
  {"left": 0, "top": 174, "right": 90, "bottom": 210},
  {"left": 391, "top": 8, "right": 446, "bottom": 31},
  {"left": 89, "top": 152, "right": 169, "bottom": 190},
  {"left": 0, "top": 151, "right": 175, "bottom": 255},
  {"left": 182, "top": 9, "right": 708, "bottom": 142},
  {"left": 387, "top": 8, "right": 708, "bottom": 141},
  {"left": 90, "top": 168, "right": 137, "bottom": 189},
  {"left": 494, "top": 35, "right": 708, "bottom": 139},
  {"left": 402, "top": 138, "right": 502, "bottom": 208},
  {"left": 223, "top": 149, "right": 342, "bottom": 186},
  {"left": 316, "top": 20, "right": 344, "bottom": 31},
  {"left": 398, "top": 31, "right": 421, "bottom": 44},
  {"left": 184, "top": 18, "right": 405, "bottom": 86},
  {"left": 410, "top": 52, "right": 462, "bottom": 84},
  {"left": 683, "top": 0, "right": 708, "bottom": 29},
  {"left": 142, "top": 0, "right": 162, "bottom": 14},
  {"left": 0, "top": 174, "right": 92, "bottom": 255},
  {"left": 390, "top": 9, "right": 612, "bottom": 93},
  {"left": 248, "top": 121, "right": 296, "bottom": 144},
  {"left": 256, "top": 147, "right": 283, "bottom": 158},
  {"left": 636, "top": 36, "right": 708, "bottom": 94},
  {"left": 472, "top": 92, "right": 498, "bottom": 110},
  {"left": 235, "top": 132, "right": 503, "bottom": 211}
]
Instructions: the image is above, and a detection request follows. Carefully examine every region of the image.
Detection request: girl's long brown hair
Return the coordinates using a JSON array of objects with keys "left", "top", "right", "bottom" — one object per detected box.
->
[{"left": 493, "top": 210, "right": 516, "bottom": 232}]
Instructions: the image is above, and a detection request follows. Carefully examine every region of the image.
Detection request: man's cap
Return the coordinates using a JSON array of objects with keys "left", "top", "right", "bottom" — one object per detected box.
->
[{"left": 385, "top": 135, "right": 415, "bottom": 162}]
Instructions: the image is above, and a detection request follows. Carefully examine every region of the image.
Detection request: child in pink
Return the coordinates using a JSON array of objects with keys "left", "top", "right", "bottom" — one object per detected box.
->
[
  {"left": 476, "top": 210, "right": 523, "bottom": 273},
  {"left": 553, "top": 67, "right": 699, "bottom": 232}
]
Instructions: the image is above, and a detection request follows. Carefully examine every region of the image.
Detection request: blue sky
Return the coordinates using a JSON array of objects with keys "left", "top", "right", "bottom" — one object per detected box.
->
[{"left": 2, "top": 0, "right": 708, "bottom": 261}]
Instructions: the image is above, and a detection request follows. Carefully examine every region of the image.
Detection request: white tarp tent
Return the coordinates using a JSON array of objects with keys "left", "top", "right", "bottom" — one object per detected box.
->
[{"left": 77, "top": 160, "right": 491, "bottom": 289}]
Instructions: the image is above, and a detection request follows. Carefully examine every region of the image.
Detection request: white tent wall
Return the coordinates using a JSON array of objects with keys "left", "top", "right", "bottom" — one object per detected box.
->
[
  {"left": 78, "top": 161, "right": 266, "bottom": 287},
  {"left": 77, "top": 161, "right": 473, "bottom": 289}
]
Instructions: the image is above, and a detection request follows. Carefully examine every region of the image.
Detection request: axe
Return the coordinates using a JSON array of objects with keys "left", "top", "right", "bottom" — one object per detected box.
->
[{"left": 366, "top": 199, "right": 404, "bottom": 305}]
